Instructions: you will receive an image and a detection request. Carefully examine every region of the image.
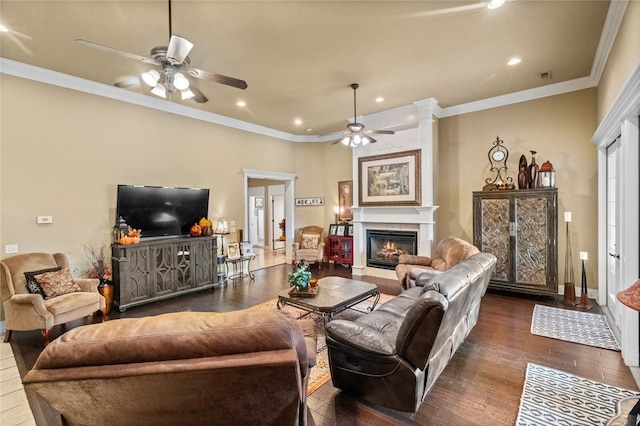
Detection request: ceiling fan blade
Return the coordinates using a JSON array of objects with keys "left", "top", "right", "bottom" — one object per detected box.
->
[
  {"left": 188, "top": 85, "right": 209, "bottom": 103},
  {"left": 114, "top": 76, "right": 142, "bottom": 89},
  {"left": 367, "top": 136, "right": 378, "bottom": 144},
  {"left": 369, "top": 129, "right": 396, "bottom": 135},
  {"left": 74, "top": 39, "right": 156, "bottom": 65},
  {"left": 166, "top": 35, "right": 193, "bottom": 65},
  {"left": 187, "top": 68, "right": 248, "bottom": 90}
]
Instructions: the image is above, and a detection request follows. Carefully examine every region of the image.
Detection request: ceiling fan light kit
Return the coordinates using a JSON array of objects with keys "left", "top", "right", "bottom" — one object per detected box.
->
[
  {"left": 333, "top": 83, "right": 395, "bottom": 148},
  {"left": 74, "top": 0, "right": 246, "bottom": 104}
]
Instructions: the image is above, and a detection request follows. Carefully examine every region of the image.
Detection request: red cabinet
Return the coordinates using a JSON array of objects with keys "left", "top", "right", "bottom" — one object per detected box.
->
[{"left": 327, "top": 236, "right": 353, "bottom": 266}]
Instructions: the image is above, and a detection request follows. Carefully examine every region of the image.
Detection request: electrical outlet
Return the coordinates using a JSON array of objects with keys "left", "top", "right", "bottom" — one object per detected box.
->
[
  {"left": 5, "top": 244, "right": 18, "bottom": 254},
  {"left": 37, "top": 216, "right": 53, "bottom": 224}
]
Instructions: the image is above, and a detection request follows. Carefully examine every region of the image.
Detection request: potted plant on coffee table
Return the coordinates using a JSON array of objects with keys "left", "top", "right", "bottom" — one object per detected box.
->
[{"left": 288, "top": 260, "right": 313, "bottom": 295}]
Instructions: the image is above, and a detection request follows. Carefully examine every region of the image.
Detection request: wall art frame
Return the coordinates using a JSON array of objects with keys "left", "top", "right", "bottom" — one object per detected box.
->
[{"left": 358, "top": 149, "right": 421, "bottom": 206}]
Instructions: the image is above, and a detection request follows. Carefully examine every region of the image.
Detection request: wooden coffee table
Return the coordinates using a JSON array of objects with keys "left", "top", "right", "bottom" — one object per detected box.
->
[{"left": 277, "top": 276, "right": 380, "bottom": 320}]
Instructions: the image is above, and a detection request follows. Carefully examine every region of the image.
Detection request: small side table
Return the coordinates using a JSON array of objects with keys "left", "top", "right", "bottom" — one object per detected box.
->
[{"left": 225, "top": 255, "right": 256, "bottom": 282}]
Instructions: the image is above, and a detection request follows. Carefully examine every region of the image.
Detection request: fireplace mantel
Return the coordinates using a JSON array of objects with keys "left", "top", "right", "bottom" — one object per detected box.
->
[
  {"left": 351, "top": 205, "right": 438, "bottom": 279},
  {"left": 349, "top": 99, "right": 439, "bottom": 280}
]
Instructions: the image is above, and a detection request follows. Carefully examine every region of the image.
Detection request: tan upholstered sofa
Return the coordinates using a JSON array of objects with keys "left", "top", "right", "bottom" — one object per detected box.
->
[
  {"left": 1, "top": 253, "right": 105, "bottom": 344},
  {"left": 292, "top": 225, "right": 325, "bottom": 268},
  {"left": 24, "top": 310, "right": 317, "bottom": 426},
  {"left": 395, "top": 237, "right": 480, "bottom": 290}
]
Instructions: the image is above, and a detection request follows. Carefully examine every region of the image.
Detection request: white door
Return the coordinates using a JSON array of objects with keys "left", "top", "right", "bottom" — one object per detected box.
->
[
  {"left": 248, "top": 187, "right": 265, "bottom": 247},
  {"left": 606, "top": 136, "right": 622, "bottom": 323}
]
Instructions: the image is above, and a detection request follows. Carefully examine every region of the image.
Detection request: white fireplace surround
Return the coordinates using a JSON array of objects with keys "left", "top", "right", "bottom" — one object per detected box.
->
[
  {"left": 351, "top": 206, "right": 438, "bottom": 279},
  {"left": 349, "top": 99, "right": 440, "bottom": 280}
]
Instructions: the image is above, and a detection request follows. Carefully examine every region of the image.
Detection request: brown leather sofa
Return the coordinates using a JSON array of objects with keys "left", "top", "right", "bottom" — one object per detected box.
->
[
  {"left": 326, "top": 252, "right": 496, "bottom": 412},
  {"left": 24, "top": 310, "right": 317, "bottom": 426},
  {"left": 395, "top": 236, "right": 480, "bottom": 290}
]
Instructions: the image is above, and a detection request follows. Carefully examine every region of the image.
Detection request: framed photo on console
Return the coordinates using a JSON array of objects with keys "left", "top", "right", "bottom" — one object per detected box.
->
[
  {"left": 336, "top": 225, "right": 346, "bottom": 236},
  {"left": 346, "top": 224, "right": 354, "bottom": 237},
  {"left": 227, "top": 242, "right": 240, "bottom": 259},
  {"left": 328, "top": 224, "right": 338, "bottom": 236},
  {"left": 240, "top": 241, "right": 254, "bottom": 256},
  {"left": 358, "top": 149, "right": 421, "bottom": 207}
]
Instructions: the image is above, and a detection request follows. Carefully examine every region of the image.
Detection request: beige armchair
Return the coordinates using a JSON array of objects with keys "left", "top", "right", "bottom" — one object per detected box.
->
[
  {"left": 292, "top": 225, "right": 325, "bottom": 269},
  {"left": 1, "top": 252, "right": 105, "bottom": 345}
]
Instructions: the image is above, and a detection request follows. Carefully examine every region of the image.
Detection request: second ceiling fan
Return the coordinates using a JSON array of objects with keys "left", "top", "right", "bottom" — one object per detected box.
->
[
  {"left": 333, "top": 83, "right": 395, "bottom": 147},
  {"left": 75, "top": 0, "right": 247, "bottom": 104}
]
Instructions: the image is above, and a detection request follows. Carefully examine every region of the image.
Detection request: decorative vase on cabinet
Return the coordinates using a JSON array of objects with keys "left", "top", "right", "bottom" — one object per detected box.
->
[{"left": 472, "top": 188, "right": 558, "bottom": 295}]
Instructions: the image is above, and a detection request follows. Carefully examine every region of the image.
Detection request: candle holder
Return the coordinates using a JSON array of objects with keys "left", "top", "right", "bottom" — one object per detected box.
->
[
  {"left": 577, "top": 252, "right": 592, "bottom": 309},
  {"left": 562, "top": 213, "right": 577, "bottom": 306}
]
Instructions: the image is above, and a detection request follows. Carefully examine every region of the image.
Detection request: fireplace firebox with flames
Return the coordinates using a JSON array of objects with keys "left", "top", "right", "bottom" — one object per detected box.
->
[{"left": 366, "top": 230, "right": 418, "bottom": 270}]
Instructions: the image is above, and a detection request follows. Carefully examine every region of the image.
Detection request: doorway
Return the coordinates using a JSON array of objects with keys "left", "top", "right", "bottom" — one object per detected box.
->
[{"left": 243, "top": 169, "right": 296, "bottom": 260}]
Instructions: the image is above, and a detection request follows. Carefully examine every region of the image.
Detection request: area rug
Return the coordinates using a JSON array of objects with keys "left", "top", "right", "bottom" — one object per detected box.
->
[
  {"left": 531, "top": 304, "right": 620, "bottom": 351},
  {"left": 516, "top": 363, "right": 640, "bottom": 425},
  {"left": 248, "top": 293, "right": 394, "bottom": 394}
]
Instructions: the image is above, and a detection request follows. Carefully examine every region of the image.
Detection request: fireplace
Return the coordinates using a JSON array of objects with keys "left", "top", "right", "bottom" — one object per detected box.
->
[{"left": 367, "top": 230, "right": 417, "bottom": 270}]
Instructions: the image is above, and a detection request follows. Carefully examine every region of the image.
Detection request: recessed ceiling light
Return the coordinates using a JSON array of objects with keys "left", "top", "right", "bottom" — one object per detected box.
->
[
  {"left": 0, "top": 24, "right": 9, "bottom": 32},
  {"left": 375, "top": 97, "right": 384, "bottom": 103},
  {"left": 306, "top": 128, "right": 313, "bottom": 132},
  {"left": 487, "top": 0, "right": 506, "bottom": 10},
  {"left": 236, "top": 100, "right": 246, "bottom": 107},
  {"left": 294, "top": 119, "right": 302, "bottom": 125},
  {"left": 507, "top": 57, "right": 522, "bottom": 66}
]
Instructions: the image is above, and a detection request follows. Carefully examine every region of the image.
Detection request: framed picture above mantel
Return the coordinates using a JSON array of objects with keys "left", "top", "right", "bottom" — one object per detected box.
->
[{"left": 358, "top": 149, "right": 421, "bottom": 207}]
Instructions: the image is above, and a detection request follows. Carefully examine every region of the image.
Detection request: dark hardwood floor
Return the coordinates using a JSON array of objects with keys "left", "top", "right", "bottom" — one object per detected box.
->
[{"left": 9, "top": 263, "right": 638, "bottom": 426}]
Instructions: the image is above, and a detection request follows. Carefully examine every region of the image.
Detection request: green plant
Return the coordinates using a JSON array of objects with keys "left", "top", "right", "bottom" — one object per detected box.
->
[{"left": 288, "top": 261, "right": 312, "bottom": 291}]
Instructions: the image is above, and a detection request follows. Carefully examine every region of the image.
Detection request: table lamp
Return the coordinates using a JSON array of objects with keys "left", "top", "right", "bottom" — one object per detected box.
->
[{"left": 215, "top": 218, "right": 230, "bottom": 255}]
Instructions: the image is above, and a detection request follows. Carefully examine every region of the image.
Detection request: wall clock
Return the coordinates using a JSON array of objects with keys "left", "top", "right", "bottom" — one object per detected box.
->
[{"left": 484, "top": 136, "right": 513, "bottom": 190}]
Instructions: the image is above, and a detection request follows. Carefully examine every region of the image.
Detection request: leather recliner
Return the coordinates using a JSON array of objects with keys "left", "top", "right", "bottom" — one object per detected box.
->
[{"left": 326, "top": 252, "right": 496, "bottom": 412}]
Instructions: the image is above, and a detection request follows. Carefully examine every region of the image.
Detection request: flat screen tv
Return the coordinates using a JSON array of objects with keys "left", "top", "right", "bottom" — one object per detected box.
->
[{"left": 116, "top": 185, "right": 210, "bottom": 239}]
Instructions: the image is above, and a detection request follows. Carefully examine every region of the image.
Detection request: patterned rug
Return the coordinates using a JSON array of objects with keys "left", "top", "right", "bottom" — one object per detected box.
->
[
  {"left": 531, "top": 305, "right": 620, "bottom": 351},
  {"left": 516, "top": 363, "right": 640, "bottom": 425},
  {"left": 248, "top": 293, "right": 394, "bottom": 394}
]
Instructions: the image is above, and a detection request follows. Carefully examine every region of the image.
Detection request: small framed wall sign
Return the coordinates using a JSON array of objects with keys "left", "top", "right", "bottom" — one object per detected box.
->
[{"left": 295, "top": 197, "right": 325, "bottom": 206}]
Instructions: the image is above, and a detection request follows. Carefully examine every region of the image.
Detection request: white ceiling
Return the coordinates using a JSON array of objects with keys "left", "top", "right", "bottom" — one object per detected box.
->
[{"left": 0, "top": 1, "right": 612, "bottom": 137}]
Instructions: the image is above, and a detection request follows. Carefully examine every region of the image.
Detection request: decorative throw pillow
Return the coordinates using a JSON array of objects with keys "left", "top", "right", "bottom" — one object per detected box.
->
[
  {"left": 34, "top": 267, "right": 81, "bottom": 299},
  {"left": 24, "top": 267, "right": 62, "bottom": 298},
  {"left": 301, "top": 234, "right": 319, "bottom": 250}
]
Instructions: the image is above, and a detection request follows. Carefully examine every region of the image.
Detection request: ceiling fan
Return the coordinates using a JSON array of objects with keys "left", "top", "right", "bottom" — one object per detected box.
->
[
  {"left": 333, "top": 83, "right": 395, "bottom": 147},
  {"left": 74, "top": 0, "right": 247, "bottom": 104}
]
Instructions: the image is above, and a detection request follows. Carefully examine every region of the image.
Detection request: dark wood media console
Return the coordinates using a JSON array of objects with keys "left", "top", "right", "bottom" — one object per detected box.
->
[{"left": 111, "top": 235, "right": 218, "bottom": 311}]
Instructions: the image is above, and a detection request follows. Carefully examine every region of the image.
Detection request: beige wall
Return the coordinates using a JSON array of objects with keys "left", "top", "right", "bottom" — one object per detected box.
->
[
  {"left": 597, "top": 0, "right": 640, "bottom": 122},
  {"left": 0, "top": 75, "right": 353, "bottom": 320},
  {"left": 438, "top": 89, "right": 599, "bottom": 288}
]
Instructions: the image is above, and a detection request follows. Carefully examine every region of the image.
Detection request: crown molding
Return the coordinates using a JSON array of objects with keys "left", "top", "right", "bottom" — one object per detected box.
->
[
  {"left": 590, "top": 0, "right": 629, "bottom": 85},
  {"left": 0, "top": 58, "right": 309, "bottom": 143}
]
